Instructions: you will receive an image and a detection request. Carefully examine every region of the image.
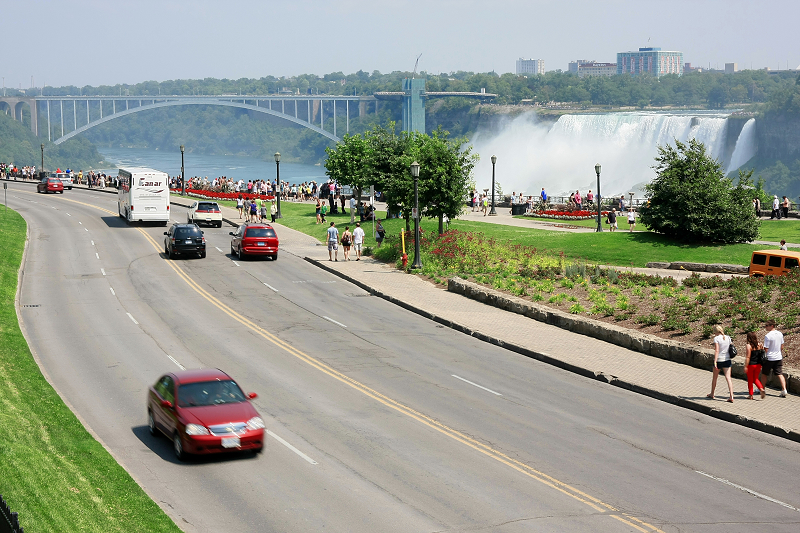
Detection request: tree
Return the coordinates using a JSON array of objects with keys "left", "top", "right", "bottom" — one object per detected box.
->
[
  {"left": 639, "top": 139, "right": 759, "bottom": 243},
  {"left": 324, "top": 131, "right": 372, "bottom": 210}
]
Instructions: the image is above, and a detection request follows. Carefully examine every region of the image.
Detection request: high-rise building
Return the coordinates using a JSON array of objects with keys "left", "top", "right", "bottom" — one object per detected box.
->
[
  {"left": 577, "top": 62, "right": 617, "bottom": 78},
  {"left": 516, "top": 58, "right": 545, "bottom": 75},
  {"left": 617, "top": 47, "right": 683, "bottom": 77},
  {"left": 568, "top": 60, "right": 594, "bottom": 75}
]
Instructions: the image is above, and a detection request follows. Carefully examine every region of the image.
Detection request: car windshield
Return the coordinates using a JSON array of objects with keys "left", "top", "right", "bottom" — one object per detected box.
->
[
  {"left": 245, "top": 228, "right": 275, "bottom": 238},
  {"left": 175, "top": 228, "right": 202, "bottom": 238},
  {"left": 177, "top": 380, "right": 246, "bottom": 407},
  {"left": 197, "top": 203, "right": 218, "bottom": 210}
]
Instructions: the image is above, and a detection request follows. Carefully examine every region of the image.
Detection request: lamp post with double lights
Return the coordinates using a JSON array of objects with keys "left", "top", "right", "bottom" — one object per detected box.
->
[
  {"left": 595, "top": 163, "right": 602, "bottom": 232},
  {"left": 410, "top": 161, "right": 422, "bottom": 269},
  {"left": 180, "top": 145, "right": 185, "bottom": 196},
  {"left": 489, "top": 155, "right": 498, "bottom": 215},
  {"left": 274, "top": 152, "right": 283, "bottom": 218}
]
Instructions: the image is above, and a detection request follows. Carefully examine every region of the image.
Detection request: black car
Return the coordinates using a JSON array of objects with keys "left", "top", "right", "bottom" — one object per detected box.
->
[{"left": 164, "top": 224, "right": 206, "bottom": 259}]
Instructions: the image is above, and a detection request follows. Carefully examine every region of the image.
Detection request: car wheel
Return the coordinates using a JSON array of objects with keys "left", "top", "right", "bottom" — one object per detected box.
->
[
  {"left": 217, "top": 222, "right": 223, "bottom": 228},
  {"left": 148, "top": 410, "right": 157, "bottom": 437},
  {"left": 238, "top": 246, "right": 246, "bottom": 260},
  {"left": 168, "top": 246, "right": 175, "bottom": 259},
  {"left": 271, "top": 253, "right": 278, "bottom": 261},
  {"left": 231, "top": 244, "right": 236, "bottom": 256},
  {"left": 200, "top": 251, "right": 206, "bottom": 258},
  {"left": 60, "top": 190, "right": 64, "bottom": 194},
  {"left": 254, "top": 446, "right": 264, "bottom": 455},
  {"left": 119, "top": 204, "right": 124, "bottom": 218},
  {"left": 173, "top": 433, "right": 186, "bottom": 461}
]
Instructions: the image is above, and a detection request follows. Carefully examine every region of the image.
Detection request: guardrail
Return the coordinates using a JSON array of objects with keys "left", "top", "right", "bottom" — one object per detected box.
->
[{"left": 0, "top": 495, "right": 24, "bottom": 533}]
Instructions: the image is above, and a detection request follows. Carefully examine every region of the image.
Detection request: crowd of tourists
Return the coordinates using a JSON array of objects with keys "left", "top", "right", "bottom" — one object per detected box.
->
[{"left": 0, "top": 163, "right": 38, "bottom": 179}]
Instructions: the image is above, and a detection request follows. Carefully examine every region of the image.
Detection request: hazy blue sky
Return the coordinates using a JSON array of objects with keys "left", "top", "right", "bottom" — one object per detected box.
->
[{"left": 2, "top": 0, "right": 798, "bottom": 88}]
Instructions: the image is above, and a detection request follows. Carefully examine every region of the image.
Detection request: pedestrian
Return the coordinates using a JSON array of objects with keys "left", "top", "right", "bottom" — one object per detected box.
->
[
  {"left": 607, "top": 208, "right": 617, "bottom": 232},
  {"left": 350, "top": 195, "right": 357, "bottom": 223},
  {"left": 341, "top": 226, "right": 352, "bottom": 260},
  {"left": 753, "top": 197, "right": 761, "bottom": 218},
  {"left": 315, "top": 198, "right": 322, "bottom": 224},
  {"left": 249, "top": 199, "right": 258, "bottom": 223},
  {"left": 574, "top": 190, "right": 582, "bottom": 211},
  {"left": 586, "top": 189, "right": 594, "bottom": 207},
  {"left": 482, "top": 195, "right": 488, "bottom": 216},
  {"left": 759, "top": 319, "right": 788, "bottom": 397},
  {"left": 259, "top": 199, "right": 267, "bottom": 222},
  {"left": 780, "top": 239, "right": 788, "bottom": 251},
  {"left": 352, "top": 222, "right": 365, "bottom": 260},
  {"left": 540, "top": 187, "right": 547, "bottom": 207},
  {"left": 744, "top": 331, "right": 766, "bottom": 400},
  {"left": 782, "top": 196, "right": 790, "bottom": 218},
  {"left": 627, "top": 209, "right": 636, "bottom": 232},
  {"left": 320, "top": 200, "right": 328, "bottom": 223},
  {"left": 375, "top": 219, "right": 385, "bottom": 247},
  {"left": 270, "top": 201, "right": 277, "bottom": 223},
  {"left": 771, "top": 195, "right": 780, "bottom": 219},
  {"left": 327, "top": 222, "right": 339, "bottom": 261},
  {"left": 707, "top": 325, "right": 735, "bottom": 403},
  {"left": 618, "top": 195, "right": 626, "bottom": 214}
]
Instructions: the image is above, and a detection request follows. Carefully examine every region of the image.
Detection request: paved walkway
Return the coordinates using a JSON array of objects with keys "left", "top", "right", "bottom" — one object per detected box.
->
[{"left": 167, "top": 194, "right": 800, "bottom": 442}]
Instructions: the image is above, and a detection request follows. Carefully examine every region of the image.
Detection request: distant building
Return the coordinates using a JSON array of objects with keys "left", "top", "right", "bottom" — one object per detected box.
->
[
  {"left": 725, "top": 63, "right": 738, "bottom": 74},
  {"left": 577, "top": 62, "right": 617, "bottom": 78},
  {"left": 516, "top": 58, "right": 545, "bottom": 75},
  {"left": 617, "top": 47, "right": 683, "bottom": 77},
  {"left": 568, "top": 59, "right": 594, "bottom": 75}
]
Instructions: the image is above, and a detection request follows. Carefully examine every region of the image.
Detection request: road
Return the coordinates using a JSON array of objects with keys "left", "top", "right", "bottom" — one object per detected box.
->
[{"left": 6, "top": 182, "right": 800, "bottom": 532}]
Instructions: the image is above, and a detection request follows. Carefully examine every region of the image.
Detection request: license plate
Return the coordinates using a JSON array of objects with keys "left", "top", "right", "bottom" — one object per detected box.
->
[
  {"left": 221, "top": 436, "right": 240, "bottom": 448},
  {"left": 205, "top": 217, "right": 211, "bottom": 221},
  {"left": 256, "top": 242, "right": 265, "bottom": 246},
  {"left": 185, "top": 239, "right": 193, "bottom": 244}
]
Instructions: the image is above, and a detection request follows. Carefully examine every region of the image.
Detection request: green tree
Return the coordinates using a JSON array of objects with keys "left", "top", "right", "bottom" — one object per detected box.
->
[
  {"left": 639, "top": 139, "right": 759, "bottom": 243},
  {"left": 324, "top": 131, "right": 372, "bottom": 207}
]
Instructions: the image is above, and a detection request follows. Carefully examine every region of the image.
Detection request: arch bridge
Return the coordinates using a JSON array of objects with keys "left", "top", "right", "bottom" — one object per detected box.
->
[{"left": 0, "top": 95, "right": 379, "bottom": 145}]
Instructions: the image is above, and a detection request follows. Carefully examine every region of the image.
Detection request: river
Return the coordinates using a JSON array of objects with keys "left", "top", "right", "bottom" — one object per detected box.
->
[{"left": 97, "top": 147, "right": 328, "bottom": 185}]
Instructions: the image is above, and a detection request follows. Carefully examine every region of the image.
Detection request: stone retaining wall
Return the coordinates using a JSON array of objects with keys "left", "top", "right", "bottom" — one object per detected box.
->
[
  {"left": 645, "top": 261, "right": 748, "bottom": 274},
  {"left": 448, "top": 276, "right": 799, "bottom": 394}
]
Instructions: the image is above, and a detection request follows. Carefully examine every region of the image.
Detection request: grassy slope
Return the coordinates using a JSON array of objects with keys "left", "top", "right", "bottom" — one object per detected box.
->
[{"left": 0, "top": 208, "right": 180, "bottom": 533}]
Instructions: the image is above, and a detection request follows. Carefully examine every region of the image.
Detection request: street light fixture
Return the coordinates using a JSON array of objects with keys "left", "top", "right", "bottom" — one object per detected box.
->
[
  {"left": 180, "top": 145, "right": 185, "bottom": 196},
  {"left": 489, "top": 155, "right": 497, "bottom": 216},
  {"left": 274, "top": 152, "right": 283, "bottom": 219},
  {"left": 595, "top": 163, "right": 602, "bottom": 232},
  {"left": 410, "top": 161, "right": 422, "bottom": 269}
]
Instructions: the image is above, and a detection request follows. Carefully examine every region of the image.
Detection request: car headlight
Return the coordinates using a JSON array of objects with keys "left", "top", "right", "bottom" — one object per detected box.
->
[
  {"left": 185, "top": 423, "right": 209, "bottom": 435},
  {"left": 246, "top": 417, "right": 265, "bottom": 430}
]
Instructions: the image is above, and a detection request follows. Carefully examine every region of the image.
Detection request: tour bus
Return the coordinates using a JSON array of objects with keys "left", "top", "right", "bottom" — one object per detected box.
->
[{"left": 118, "top": 167, "right": 170, "bottom": 225}]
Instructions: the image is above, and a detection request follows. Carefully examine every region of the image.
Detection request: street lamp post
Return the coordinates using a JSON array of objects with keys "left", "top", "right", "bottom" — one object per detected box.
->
[
  {"left": 489, "top": 155, "right": 498, "bottom": 216},
  {"left": 595, "top": 163, "right": 603, "bottom": 232},
  {"left": 274, "top": 152, "right": 283, "bottom": 218},
  {"left": 410, "top": 161, "right": 422, "bottom": 269},
  {"left": 40, "top": 144, "right": 44, "bottom": 176},
  {"left": 180, "top": 145, "right": 185, "bottom": 196}
]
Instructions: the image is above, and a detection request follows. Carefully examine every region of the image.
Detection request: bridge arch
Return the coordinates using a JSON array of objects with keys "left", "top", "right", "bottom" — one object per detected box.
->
[{"left": 53, "top": 99, "right": 341, "bottom": 145}]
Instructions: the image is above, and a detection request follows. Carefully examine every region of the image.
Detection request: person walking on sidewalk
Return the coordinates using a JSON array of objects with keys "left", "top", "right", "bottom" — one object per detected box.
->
[
  {"left": 607, "top": 208, "right": 618, "bottom": 232},
  {"left": 326, "top": 222, "right": 340, "bottom": 261},
  {"left": 237, "top": 195, "right": 244, "bottom": 219},
  {"left": 707, "top": 325, "right": 735, "bottom": 403},
  {"left": 341, "top": 226, "right": 353, "bottom": 260},
  {"left": 270, "top": 201, "right": 277, "bottom": 223},
  {"left": 760, "top": 319, "right": 788, "bottom": 397},
  {"left": 744, "top": 331, "right": 766, "bottom": 400},
  {"left": 352, "top": 222, "right": 365, "bottom": 260}
]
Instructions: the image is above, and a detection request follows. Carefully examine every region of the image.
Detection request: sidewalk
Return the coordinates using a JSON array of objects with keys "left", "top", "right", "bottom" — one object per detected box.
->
[{"left": 179, "top": 196, "right": 800, "bottom": 442}]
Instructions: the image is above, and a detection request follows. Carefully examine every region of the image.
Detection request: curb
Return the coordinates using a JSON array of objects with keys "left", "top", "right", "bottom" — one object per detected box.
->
[{"left": 303, "top": 257, "right": 800, "bottom": 444}]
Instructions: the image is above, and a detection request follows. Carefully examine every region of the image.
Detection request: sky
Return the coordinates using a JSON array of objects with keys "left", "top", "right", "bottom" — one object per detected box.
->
[{"left": 1, "top": 0, "right": 799, "bottom": 89}]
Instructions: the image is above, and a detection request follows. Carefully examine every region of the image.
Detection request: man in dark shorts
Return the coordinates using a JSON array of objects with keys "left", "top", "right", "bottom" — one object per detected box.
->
[{"left": 760, "top": 319, "right": 788, "bottom": 397}]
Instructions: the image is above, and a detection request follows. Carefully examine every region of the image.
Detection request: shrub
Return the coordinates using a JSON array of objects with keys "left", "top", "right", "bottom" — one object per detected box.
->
[
  {"left": 636, "top": 313, "right": 661, "bottom": 326},
  {"left": 569, "top": 303, "right": 586, "bottom": 314}
]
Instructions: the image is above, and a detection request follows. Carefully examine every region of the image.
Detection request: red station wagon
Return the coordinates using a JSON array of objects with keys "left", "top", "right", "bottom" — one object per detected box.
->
[
  {"left": 230, "top": 223, "right": 279, "bottom": 260},
  {"left": 37, "top": 177, "right": 64, "bottom": 194},
  {"left": 147, "top": 368, "right": 265, "bottom": 460}
]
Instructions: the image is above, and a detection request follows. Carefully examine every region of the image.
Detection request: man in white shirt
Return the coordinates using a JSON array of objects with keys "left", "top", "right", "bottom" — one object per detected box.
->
[
  {"left": 350, "top": 195, "right": 357, "bottom": 223},
  {"left": 760, "top": 319, "right": 788, "bottom": 397},
  {"left": 352, "top": 222, "right": 366, "bottom": 260}
]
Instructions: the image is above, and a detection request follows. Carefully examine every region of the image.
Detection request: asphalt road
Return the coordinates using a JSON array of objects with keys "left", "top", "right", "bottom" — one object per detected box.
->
[{"left": 6, "top": 181, "right": 800, "bottom": 533}]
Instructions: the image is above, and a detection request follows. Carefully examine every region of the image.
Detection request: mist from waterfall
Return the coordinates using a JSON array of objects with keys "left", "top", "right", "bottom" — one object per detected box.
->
[
  {"left": 471, "top": 111, "right": 731, "bottom": 198},
  {"left": 726, "top": 118, "right": 757, "bottom": 175}
]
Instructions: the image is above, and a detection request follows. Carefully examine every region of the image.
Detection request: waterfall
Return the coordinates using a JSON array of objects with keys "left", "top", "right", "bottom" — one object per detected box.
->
[
  {"left": 726, "top": 118, "right": 757, "bottom": 174},
  {"left": 472, "top": 111, "right": 732, "bottom": 198}
]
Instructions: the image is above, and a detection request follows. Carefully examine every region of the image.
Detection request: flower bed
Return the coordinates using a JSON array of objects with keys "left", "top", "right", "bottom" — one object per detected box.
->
[
  {"left": 169, "top": 188, "right": 275, "bottom": 202},
  {"left": 527, "top": 209, "right": 610, "bottom": 220}
]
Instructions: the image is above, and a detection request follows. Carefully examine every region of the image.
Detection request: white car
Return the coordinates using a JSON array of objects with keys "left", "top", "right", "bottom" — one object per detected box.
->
[
  {"left": 50, "top": 172, "right": 73, "bottom": 190},
  {"left": 187, "top": 201, "right": 223, "bottom": 228}
]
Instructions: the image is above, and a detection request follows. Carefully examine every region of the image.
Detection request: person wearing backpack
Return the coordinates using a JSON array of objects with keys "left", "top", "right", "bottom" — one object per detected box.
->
[{"left": 707, "top": 325, "right": 735, "bottom": 403}]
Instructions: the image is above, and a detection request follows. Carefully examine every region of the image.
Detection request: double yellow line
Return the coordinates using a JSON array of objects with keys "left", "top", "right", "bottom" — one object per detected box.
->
[{"left": 26, "top": 189, "right": 665, "bottom": 533}]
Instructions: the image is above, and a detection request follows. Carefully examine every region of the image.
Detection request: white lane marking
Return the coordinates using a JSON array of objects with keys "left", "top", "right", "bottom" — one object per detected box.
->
[
  {"left": 696, "top": 471, "right": 799, "bottom": 512},
  {"left": 91, "top": 240, "right": 94, "bottom": 246},
  {"left": 266, "top": 430, "right": 318, "bottom": 465},
  {"left": 167, "top": 355, "right": 185, "bottom": 370},
  {"left": 101, "top": 268, "right": 106, "bottom": 276},
  {"left": 51, "top": 206, "right": 56, "bottom": 209},
  {"left": 95, "top": 252, "right": 100, "bottom": 259},
  {"left": 323, "top": 316, "right": 347, "bottom": 328},
  {"left": 126, "top": 312, "right": 139, "bottom": 325},
  {"left": 232, "top": 261, "right": 240, "bottom": 267},
  {"left": 215, "top": 247, "right": 223, "bottom": 253},
  {"left": 66, "top": 213, "right": 71, "bottom": 217},
  {"left": 109, "top": 287, "right": 115, "bottom": 296},
  {"left": 451, "top": 375, "right": 502, "bottom": 396},
  {"left": 263, "top": 283, "right": 279, "bottom": 292}
]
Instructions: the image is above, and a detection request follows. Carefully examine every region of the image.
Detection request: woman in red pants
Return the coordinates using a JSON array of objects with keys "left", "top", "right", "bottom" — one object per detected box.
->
[{"left": 745, "top": 331, "right": 766, "bottom": 400}]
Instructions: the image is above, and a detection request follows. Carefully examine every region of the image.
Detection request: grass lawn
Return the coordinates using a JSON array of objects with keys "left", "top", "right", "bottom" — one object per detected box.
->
[
  {"left": 757, "top": 219, "right": 800, "bottom": 243},
  {"left": 0, "top": 208, "right": 181, "bottom": 533}
]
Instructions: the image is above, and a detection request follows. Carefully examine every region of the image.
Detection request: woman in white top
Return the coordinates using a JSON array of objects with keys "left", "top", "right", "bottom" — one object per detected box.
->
[{"left": 707, "top": 324, "right": 735, "bottom": 402}]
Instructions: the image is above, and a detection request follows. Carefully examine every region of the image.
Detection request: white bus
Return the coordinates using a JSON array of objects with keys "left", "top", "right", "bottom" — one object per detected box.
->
[{"left": 117, "top": 167, "right": 170, "bottom": 225}]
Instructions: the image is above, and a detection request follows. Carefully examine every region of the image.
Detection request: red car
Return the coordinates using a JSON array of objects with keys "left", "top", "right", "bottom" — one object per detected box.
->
[
  {"left": 229, "top": 223, "right": 279, "bottom": 260},
  {"left": 37, "top": 176, "right": 64, "bottom": 194},
  {"left": 147, "top": 368, "right": 265, "bottom": 460}
]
